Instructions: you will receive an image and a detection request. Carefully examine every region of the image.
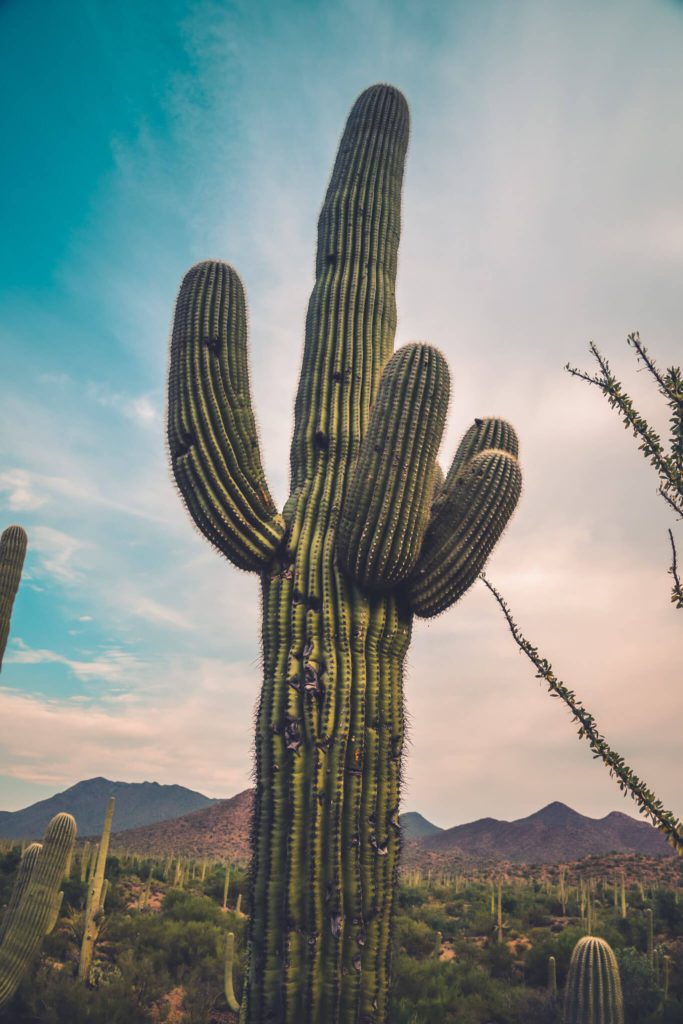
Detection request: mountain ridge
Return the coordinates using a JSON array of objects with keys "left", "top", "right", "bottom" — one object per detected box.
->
[
  {"left": 1, "top": 780, "right": 672, "bottom": 864},
  {"left": 419, "top": 800, "right": 672, "bottom": 863},
  {"left": 0, "top": 777, "right": 219, "bottom": 838}
]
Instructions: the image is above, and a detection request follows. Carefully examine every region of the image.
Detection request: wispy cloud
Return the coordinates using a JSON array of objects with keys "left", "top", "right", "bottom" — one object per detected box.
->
[
  {"left": 6, "top": 639, "right": 143, "bottom": 682},
  {"left": 0, "top": 656, "right": 257, "bottom": 795}
]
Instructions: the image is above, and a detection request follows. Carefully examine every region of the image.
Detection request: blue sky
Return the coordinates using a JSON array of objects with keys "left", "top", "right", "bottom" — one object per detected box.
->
[{"left": 1, "top": 0, "right": 681, "bottom": 827}]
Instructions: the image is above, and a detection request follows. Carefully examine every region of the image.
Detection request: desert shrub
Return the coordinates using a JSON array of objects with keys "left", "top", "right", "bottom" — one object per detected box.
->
[
  {"left": 163, "top": 888, "right": 224, "bottom": 924},
  {"left": 396, "top": 914, "right": 439, "bottom": 958},
  {"left": 617, "top": 946, "right": 662, "bottom": 1021}
]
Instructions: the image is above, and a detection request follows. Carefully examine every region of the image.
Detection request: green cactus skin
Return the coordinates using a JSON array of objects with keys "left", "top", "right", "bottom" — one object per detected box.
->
[
  {"left": 44, "top": 891, "right": 64, "bottom": 936},
  {"left": 79, "top": 796, "right": 114, "bottom": 982},
  {"left": 548, "top": 955, "right": 557, "bottom": 1004},
  {"left": 0, "top": 525, "right": 27, "bottom": 671},
  {"left": 645, "top": 906, "right": 654, "bottom": 967},
  {"left": 433, "top": 931, "right": 442, "bottom": 958},
  {"left": 223, "top": 861, "right": 231, "bottom": 910},
  {"left": 80, "top": 841, "right": 91, "bottom": 883},
  {"left": 0, "top": 843, "right": 41, "bottom": 945},
  {"left": 563, "top": 936, "right": 624, "bottom": 1024},
  {"left": 168, "top": 84, "right": 520, "bottom": 1024},
  {"left": 225, "top": 932, "right": 241, "bottom": 1012},
  {"left": 0, "top": 813, "right": 76, "bottom": 1008}
]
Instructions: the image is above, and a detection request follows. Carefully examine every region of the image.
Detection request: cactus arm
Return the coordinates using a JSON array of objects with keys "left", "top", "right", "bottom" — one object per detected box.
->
[
  {"left": 0, "top": 525, "right": 27, "bottom": 670},
  {"left": 169, "top": 262, "right": 285, "bottom": 572},
  {"left": 0, "top": 813, "right": 76, "bottom": 1009},
  {"left": 45, "top": 891, "right": 63, "bottom": 935},
  {"left": 406, "top": 418, "right": 521, "bottom": 616},
  {"left": 337, "top": 344, "right": 449, "bottom": 589},
  {"left": 0, "top": 843, "right": 41, "bottom": 944}
]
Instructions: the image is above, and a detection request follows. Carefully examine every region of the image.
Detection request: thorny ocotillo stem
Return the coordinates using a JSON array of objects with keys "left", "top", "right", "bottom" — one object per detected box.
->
[{"left": 480, "top": 573, "right": 683, "bottom": 854}]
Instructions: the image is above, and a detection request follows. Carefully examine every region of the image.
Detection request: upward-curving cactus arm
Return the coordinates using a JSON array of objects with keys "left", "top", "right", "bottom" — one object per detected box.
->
[
  {"left": 338, "top": 344, "right": 449, "bottom": 589},
  {"left": 0, "top": 525, "right": 27, "bottom": 670},
  {"left": 407, "top": 417, "right": 521, "bottom": 617},
  {"left": 168, "top": 262, "right": 285, "bottom": 572}
]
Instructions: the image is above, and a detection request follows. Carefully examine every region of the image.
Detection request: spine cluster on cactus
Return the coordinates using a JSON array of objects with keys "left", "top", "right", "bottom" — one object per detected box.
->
[
  {"left": 0, "top": 812, "right": 77, "bottom": 1008},
  {"left": 0, "top": 525, "right": 27, "bottom": 671},
  {"left": 79, "top": 796, "right": 115, "bottom": 982},
  {"left": 167, "top": 84, "right": 520, "bottom": 1023},
  {"left": 563, "top": 935, "right": 624, "bottom": 1024}
]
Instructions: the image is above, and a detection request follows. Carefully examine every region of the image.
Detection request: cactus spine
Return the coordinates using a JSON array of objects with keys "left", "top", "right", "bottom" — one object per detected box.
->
[
  {"left": 0, "top": 525, "right": 27, "bottom": 670},
  {"left": 167, "top": 84, "right": 520, "bottom": 1024},
  {"left": 79, "top": 796, "right": 114, "bottom": 982},
  {"left": 0, "top": 813, "right": 76, "bottom": 1008},
  {"left": 563, "top": 936, "right": 624, "bottom": 1024}
]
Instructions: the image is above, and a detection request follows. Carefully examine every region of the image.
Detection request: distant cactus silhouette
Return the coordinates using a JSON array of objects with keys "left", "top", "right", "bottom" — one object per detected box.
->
[
  {"left": 168, "top": 84, "right": 520, "bottom": 1022},
  {"left": 0, "top": 525, "right": 27, "bottom": 670},
  {"left": 563, "top": 935, "right": 624, "bottom": 1024}
]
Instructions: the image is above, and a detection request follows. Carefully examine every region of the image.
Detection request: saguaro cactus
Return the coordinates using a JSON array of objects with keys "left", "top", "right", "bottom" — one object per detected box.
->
[
  {"left": 0, "top": 813, "right": 77, "bottom": 1008},
  {"left": 563, "top": 936, "right": 624, "bottom": 1024},
  {"left": 0, "top": 525, "right": 27, "bottom": 670},
  {"left": 168, "top": 84, "right": 521, "bottom": 1023},
  {"left": 79, "top": 796, "right": 115, "bottom": 982}
]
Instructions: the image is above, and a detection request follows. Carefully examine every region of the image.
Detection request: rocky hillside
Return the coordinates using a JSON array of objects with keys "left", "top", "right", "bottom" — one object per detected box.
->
[
  {"left": 110, "top": 788, "right": 253, "bottom": 861},
  {"left": 0, "top": 777, "right": 218, "bottom": 838}
]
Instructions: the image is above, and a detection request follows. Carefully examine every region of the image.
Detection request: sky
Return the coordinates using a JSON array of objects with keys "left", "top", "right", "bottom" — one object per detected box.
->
[{"left": 0, "top": 0, "right": 681, "bottom": 828}]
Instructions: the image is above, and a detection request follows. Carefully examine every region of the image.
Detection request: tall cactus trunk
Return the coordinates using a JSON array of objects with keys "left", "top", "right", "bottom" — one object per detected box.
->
[{"left": 249, "top": 573, "right": 409, "bottom": 1021}]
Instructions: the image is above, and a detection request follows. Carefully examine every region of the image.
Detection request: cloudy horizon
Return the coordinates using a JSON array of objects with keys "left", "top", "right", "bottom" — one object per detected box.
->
[{"left": 1, "top": 0, "right": 681, "bottom": 830}]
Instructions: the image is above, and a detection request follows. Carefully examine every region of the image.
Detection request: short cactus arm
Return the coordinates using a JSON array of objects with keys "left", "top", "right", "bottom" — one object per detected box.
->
[
  {"left": 169, "top": 261, "right": 285, "bottom": 572},
  {"left": 337, "top": 343, "right": 449, "bottom": 588},
  {"left": 406, "top": 417, "right": 521, "bottom": 616},
  {"left": 0, "top": 525, "right": 27, "bottom": 670}
]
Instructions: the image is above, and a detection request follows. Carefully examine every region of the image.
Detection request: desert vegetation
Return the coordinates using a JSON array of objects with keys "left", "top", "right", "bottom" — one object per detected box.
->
[{"left": 0, "top": 842, "right": 681, "bottom": 1023}]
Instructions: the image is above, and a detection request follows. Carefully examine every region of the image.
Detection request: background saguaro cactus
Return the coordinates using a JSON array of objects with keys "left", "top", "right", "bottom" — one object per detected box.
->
[
  {"left": 168, "top": 84, "right": 521, "bottom": 1023},
  {"left": 563, "top": 935, "right": 624, "bottom": 1024},
  {"left": 79, "top": 796, "right": 115, "bottom": 982},
  {"left": 0, "top": 812, "right": 77, "bottom": 1008},
  {"left": 0, "top": 525, "right": 27, "bottom": 671}
]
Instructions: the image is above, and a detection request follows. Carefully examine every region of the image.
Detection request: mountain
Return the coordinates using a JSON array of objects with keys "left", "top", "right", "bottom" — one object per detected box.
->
[
  {"left": 114, "top": 796, "right": 444, "bottom": 859},
  {"left": 400, "top": 811, "right": 444, "bottom": 840},
  {"left": 0, "top": 777, "right": 219, "bottom": 839},
  {"left": 417, "top": 801, "right": 673, "bottom": 864},
  {"left": 110, "top": 789, "right": 253, "bottom": 861}
]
